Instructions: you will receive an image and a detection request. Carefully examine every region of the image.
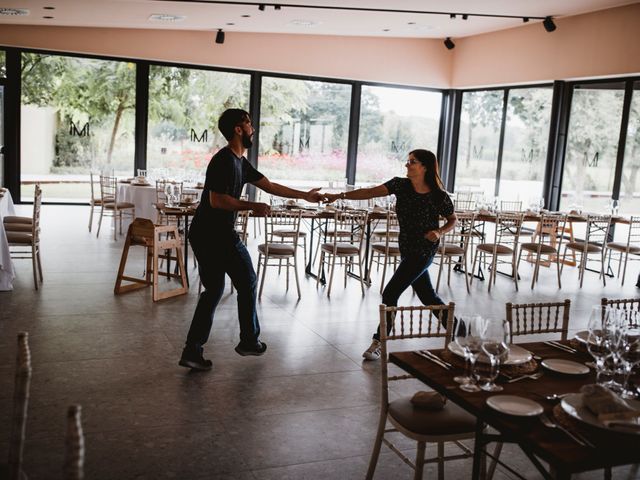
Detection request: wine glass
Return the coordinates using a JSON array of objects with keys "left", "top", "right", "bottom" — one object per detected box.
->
[
  {"left": 479, "top": 318, "right": 510, "bottom": 392},
  {"left": 164, "top": 184, "right": 173, "bottom": 207},
  {"left": 587, "top": 306, "right": 614, "bottom": 385},
  {"left": 453, "top": 315, "right": 479, "bottom": 386},
  {"left": 619, "top": 325, "right": 640, "bottom": 399},
  {"left": 459, "top": 316, "right": 485, "bottom": 393}
]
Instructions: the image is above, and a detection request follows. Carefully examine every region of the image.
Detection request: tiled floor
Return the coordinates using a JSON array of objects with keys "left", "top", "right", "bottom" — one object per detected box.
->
[{"left": 1, "top": 205, "right": 639, "bottom": 479}]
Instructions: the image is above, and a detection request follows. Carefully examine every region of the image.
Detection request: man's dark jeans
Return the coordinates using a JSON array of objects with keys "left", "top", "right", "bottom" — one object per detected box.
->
[
  {"left": 373, "top": 252, "right": 447, "bottom": 341},
  {"left": 186, "top": 234, "right": 260, "bottom": 349}
]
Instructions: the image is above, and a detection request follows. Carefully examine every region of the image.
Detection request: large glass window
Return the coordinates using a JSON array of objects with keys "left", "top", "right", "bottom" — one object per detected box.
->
[
  {"left": 21, "top": 53, "right": 136, "bottom": 202},
  {"left": 356, "top": 85, "right": 442, "bottom": 185},
  {"left": 0, "top": 50, "right": 5, "bottom": 77},
  {"left": 619, "top": 82, "right": 640, "bottom": 215},
  {"left": 454, "top": 90, "right": 503, "bottom": 197},
  {"left": 147, "top": 66, "right": 250, "bottom": 178},
  {"left": 499, "top": 87, "right": 553, "bottom": 204},
  {"left": 258, "top": 77, "right": 351, "bottom": 188},
  {"left": 559, "top": 83, "right": 625, "bottom": 213}
]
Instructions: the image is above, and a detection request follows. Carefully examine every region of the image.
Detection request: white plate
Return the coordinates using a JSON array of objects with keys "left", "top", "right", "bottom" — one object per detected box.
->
[
  {"left": 561, "top": 393, "right": 640, "bottom": 435},
  {"left": 541, "top": 358, "right": 590, "bottom": 375},
  {"left": 448, "top": 342, "right": 532, "bottom": 365},
  {"left": 486, "top": 395, "right": 543, "bottom": 417}
]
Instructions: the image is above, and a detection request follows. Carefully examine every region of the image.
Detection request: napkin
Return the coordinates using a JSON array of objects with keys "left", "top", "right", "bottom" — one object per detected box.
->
[
  {"left": 580, "top": 384, "right": 640, "bottom": 427},
  {"left": 478, "top": 208, "right": 492, "bottom": 215},
  {"left": 410, "top": 391, "right": 447, "bottom": 410}
]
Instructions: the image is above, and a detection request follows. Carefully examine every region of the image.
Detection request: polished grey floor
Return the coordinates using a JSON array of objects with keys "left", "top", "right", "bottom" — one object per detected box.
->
[{"left": 1, "top": 205, "right": 639, "bottom": 479}]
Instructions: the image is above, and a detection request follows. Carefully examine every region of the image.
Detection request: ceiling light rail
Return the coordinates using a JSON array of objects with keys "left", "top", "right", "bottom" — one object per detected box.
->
[{"left": 152, "top": 0, "right": 552, "bottom": 22}]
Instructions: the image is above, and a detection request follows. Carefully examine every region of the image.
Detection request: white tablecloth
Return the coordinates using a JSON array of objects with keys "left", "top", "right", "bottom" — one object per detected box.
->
[
  {"left": 117, "top": 183, "right": 159, "bottom": 224},
  {"left": 0, "top": 190, "right": 17, "bottom": 291}
]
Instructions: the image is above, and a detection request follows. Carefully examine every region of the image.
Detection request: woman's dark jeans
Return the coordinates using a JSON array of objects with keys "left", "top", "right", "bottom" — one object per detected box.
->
[{"left": 373, "top": 252, "right": 447, "bottom": 341}]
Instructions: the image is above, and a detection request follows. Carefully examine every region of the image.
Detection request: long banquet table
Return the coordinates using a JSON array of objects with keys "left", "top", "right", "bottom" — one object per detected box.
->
[
  {"left": 390, "top": 341, "right": 640, "bottom": 480},
  {"left": 0, "top": 189, "right": 17, "bottom": 291}
]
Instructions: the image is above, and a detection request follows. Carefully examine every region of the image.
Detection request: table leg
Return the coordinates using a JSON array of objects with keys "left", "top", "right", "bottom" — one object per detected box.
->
[{"left": 471, "top": 419, "right": 485, "bottom": 480}]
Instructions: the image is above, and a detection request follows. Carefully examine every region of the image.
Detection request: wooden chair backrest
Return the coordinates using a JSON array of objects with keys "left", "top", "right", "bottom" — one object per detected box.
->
[
  {"left": 8, "top": 332, "right": 32, "bottom": 480},
  {"left": 379, "top": 303, "right": 455, "bottom": 406},
  {"left": 506, "top": 299, "right": 570, "bottom": 342}
]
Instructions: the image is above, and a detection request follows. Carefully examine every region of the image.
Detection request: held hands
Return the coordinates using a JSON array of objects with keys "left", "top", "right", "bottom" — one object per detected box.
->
[
  {"left": 322, "top": 193, "right": 342, "bottom": 204},
  {"left": 305, "top": 188, "right": 323, "bottom": 203},
  {"left": 252, "top": 202, "right": 271, "bottom": 217},
  {"left": 425, "top": 229, "right": 441, "bottom": 242}
]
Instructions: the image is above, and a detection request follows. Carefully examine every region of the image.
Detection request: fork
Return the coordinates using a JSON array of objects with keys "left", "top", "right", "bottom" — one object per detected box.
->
[
  {"left": 507, "top": 372, "right": 543, "bottom": 383},
  {"left": 539, "top": 413, "right": 594, "bottom": 447}
]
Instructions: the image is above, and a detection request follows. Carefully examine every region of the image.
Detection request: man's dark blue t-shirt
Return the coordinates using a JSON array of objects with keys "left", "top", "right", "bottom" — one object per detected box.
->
[{"left": 189, "top": 146, "right": 263, "bottom": 242}]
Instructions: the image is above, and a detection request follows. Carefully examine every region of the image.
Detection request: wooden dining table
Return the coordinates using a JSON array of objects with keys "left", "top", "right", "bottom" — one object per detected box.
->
[{"left": 390, "top": 340, "right": 640, "bottom": 480}]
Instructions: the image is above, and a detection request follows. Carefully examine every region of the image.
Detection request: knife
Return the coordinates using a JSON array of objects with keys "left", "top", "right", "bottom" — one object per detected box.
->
[
  {"left": 420, "top": 349, "right": 454, "bottom": 369},
  {"left": 544, "top": 341, "right": 576, "bottom": 354},
  {"left": 413, "top": 350, "right": 451, "bottom": 370}
]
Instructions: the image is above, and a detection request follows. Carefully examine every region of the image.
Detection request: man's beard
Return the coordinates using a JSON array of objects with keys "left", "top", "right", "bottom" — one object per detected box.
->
[{"left": 242, "top": 131, "right": 253, "bottom": 149}]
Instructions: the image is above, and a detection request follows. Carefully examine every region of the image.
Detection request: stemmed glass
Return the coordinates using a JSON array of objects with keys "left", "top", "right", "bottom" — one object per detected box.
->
[
  {"left": 587, "top": 306, "right": 614, "bottom": 385},
  {"left": 453, "top": 315, "right": 480, "bottom": 388},
  {"left": 479, "top": 318, "right": 510, "bottom": 392},
  {"left": 619, "top": 321, "right": 640, "bottom": 399},
  {"left": 459, "top": 316, "right": 485, "bottom": 393}
]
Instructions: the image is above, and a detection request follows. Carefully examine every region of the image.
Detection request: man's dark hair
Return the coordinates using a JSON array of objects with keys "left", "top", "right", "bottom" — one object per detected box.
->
[{"left": 218, "top": 108, "right": 250, "bottom": 141}]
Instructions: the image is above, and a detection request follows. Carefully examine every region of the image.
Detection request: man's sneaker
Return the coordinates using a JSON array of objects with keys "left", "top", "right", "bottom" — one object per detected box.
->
[
  {"left": 235, "top": 341, "right": 267, "bottom": 356},
  {"left": 362, "top": 339, "right": 381, "bottom": 361},
  {"left": 179, "top": 346, "right": 212, "bottom": 371}
]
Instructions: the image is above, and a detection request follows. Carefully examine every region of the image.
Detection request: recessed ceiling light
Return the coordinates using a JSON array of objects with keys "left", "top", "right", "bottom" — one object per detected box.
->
[
  {"left": 288, "top": 19, "right": 319, "bottom": 27},
  {"left": 43, "top": 15, "right": 54, "bottom": 19},
  {"left": 43, "top": 6, "right": 55, "bottom": 10},
  {"left": 148, "top": 13, "right": 186, "bottom": 22},
  {"left": 241, "top": 14, "right": 250, "bottom": 18},
  {"left": 226, "top": 22, "right": 234, "bottom": 25},
  {"left": 383, "top": 28, "right": 390, "bottom": 32},
  {"left": 0, "top": 8, "right": 30, "bottom": 16},
  {"left": 407, "top": 22, "right": 415, "bottom": 25}
]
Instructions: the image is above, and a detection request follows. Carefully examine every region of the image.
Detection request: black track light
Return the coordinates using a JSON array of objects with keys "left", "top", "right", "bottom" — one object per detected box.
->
[
  {"left": 444, "top": 37, "right": 455, "bottom": 50},
  {"left": 522, "top": 17, "right": 530, "bottom": 23},
  {"left": 462, "top": 14, "right": 468, "bottom": 20},
  {"left": 449, "top": 13, "right": 456, "bottom": 19},
  {"left": 258, "top": 4, "right": 265, "bottom": 11},
  {"left": 274, "top": 5, "right": 281, "bottom": 10},
  {"left": 543, "top": 16, "right": 556, "bottom": 32},
  {"left": 215, "top": 29, "right": 225, "bottom": 44}
]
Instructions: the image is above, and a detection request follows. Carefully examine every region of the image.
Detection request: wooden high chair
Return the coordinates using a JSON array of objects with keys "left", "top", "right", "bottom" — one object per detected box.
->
[{"left": 114, "top": 218, "right": 188, "bottom": 301}]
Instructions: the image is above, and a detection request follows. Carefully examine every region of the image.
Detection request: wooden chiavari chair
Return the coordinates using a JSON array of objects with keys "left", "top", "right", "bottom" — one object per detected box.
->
[
  {"left": 561, "top": 214, "right": 611, "bottom": 288},
  {"left": 605, "top": 216, "right": 640, "bottom": 285}
]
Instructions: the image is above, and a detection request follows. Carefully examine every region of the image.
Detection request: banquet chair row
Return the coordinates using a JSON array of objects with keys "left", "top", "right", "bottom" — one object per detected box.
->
[
  {"left": 2, "top": 333, "right": 85, "bottom": 480},
  {"left": 4, "top": 184, "right": 43, "bottom": 290}
]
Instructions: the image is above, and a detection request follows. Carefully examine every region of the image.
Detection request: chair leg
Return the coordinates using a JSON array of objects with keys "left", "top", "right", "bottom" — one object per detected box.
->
[
  {"left": 470, "top": 250, "right": 479, "bottom": 286},
  {"left": 436, "top": 254, "right": 444, "bottom": 291},
  {"left": 96, "top": 207, "right": 104, "bottom": 238},
  {"left": 317, "top": 252, "right": 324, "bottom": 288},
  {"left": 293, "top": 255, "right": 301, "bottom": 299},
  {"left": 364, "top": 412, "right": 387, "bottom": 480},
  {"left": 258, "top": 255, "right": 267, "bottom": 299},
  {"left": 31, "top": 246, "right": 39, "bottom": 290},
  {"left": 36, "top": 248, "right": 43, "bottom": 283},
  {"left": 486, "top": 442, "right": 503, "bottom": 480},
  {"left": 327, "top": 255, "right": 336, "bottom": 297},
  {"left": 414, "top": 441, "right": 426, "bottom": 480},
  {"left": 357, "top": 255, "right": 366, "bottom": 296},
  {"left": 556, "top": 254, "right": 562, "bottom": 289},
  {"left": 621, "top": 251, "right": 629, "bottom": 286},
  {"left": 380, "top": 256, "right": 388, "bottom": 294},
  {"left": 463, "top": 253, "right": 470, "bottom": 294},
  {"left": 579, "top": 253, "right": 586, "bottom": 288},
  {"left": 513, "top": 254, "right": 519, "bottom": 292},
  {"left": 600, "top": 251, "right": 607, "bottom": 286},
  {"left": 88, "top": 204, "right": 94, "bottom": 232}
]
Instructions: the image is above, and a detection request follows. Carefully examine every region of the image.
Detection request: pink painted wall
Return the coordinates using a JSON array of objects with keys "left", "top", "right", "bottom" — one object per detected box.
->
[
  {"left": 0, "top": 25, "right": 452, "bottom": 88},
  {"left": 452, "top": 3, "right": 640, "bottom": 88}
]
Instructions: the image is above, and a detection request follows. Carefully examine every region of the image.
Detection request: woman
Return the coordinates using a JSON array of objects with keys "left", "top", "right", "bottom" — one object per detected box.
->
[{"left": 323, "top": 149, "right": 457, "bottom": 361}]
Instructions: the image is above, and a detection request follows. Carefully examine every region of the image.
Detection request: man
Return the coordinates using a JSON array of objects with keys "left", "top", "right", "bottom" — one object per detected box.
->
[{"left": 179, "top": 108, "right": 322, "bottom": 371}]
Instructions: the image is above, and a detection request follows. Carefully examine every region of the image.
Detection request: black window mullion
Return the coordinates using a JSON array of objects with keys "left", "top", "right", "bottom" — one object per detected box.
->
[
  {"left": 549, "top": 82, "right": 573, "bottom": 211},
  {"left": 346, "top": 83, "right": 361, "bottom": 185},
  {"left": 494, "top": 89, "right": 509, "bottom": 197},
  {"left": 4, "top": 48, "right": 20, "bottom": 201},
  {"left": 444, "top": 89, "right": 463, "bottom": 193},
  {"left": 134, "top": 61, "right": 149, "bottom": 176},
  {"left": 611, "top": 81, "right": 634, "bottom": 201},
  {"left": 246, "top": 72, "right": 262, "bottom": 201}
]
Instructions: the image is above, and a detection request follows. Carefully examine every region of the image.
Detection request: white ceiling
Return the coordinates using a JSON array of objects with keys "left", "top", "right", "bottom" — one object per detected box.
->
[{"left": 0, "top": 0, "right": 638, "bottom": 38}]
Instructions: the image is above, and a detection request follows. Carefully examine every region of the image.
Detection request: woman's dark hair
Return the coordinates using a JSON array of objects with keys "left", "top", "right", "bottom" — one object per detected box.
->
[
  {"left": 218, "top": 108, "right": 250, "bottom": 141},
  {"left": 409, "top": 149, "right": 445, "bottom": 192}
]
